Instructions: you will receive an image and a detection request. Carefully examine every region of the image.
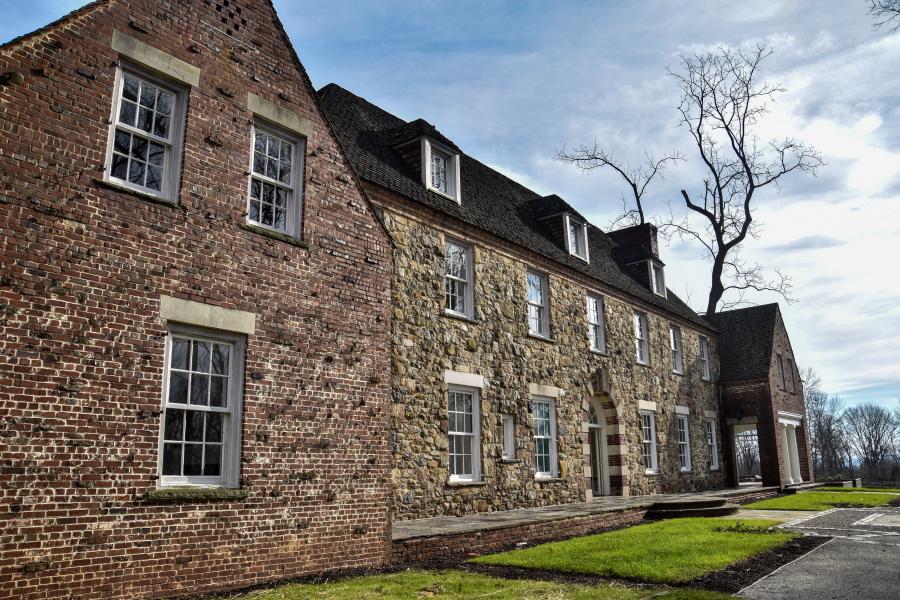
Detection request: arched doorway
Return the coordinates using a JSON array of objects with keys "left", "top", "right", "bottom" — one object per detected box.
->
[
  {"left": 583, "top": 367, "right": 628, "bottom": 498},
  {"left": 588, "top": 403, "right": 610, "bottom": 496}
]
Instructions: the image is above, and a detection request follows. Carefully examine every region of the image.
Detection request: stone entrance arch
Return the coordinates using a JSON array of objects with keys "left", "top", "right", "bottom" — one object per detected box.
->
[{"left": 582, "top": 367, "right": 628, "bottom": 498}]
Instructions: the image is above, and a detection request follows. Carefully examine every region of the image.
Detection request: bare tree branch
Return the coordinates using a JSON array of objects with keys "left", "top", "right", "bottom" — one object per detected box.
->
[
  {"left": 868, "top": 0, "right": 900, "bottom": 32},
  {"left": 556, "top": 144, "right": 683, "bottom": 225}
]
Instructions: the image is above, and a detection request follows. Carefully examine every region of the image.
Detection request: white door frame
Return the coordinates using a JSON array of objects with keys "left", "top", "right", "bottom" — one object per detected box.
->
[{"left": 588, "top": 420, "right": 610, "bottom": 496}]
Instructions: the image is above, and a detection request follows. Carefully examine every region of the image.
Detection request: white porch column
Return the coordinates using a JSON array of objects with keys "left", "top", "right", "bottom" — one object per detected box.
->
[
  {"left": 787, "top": 425, "right": 803, "bottom": 483},
  {"left": 780, "top": 425, "right": 794, "bottom": 484}
]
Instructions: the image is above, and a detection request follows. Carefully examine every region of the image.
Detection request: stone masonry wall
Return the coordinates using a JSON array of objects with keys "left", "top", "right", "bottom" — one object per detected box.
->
[
  {"left": 369, "top": 186, "right": 726, "bottom": 520},
  {"left": 0, "top": 2, "right": 392, "bottom": 598}
]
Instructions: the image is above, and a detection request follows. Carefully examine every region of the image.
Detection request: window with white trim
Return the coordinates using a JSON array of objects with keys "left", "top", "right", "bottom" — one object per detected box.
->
[
  {"left": 566, "top": 215, "right": 589, "bottom": 261},
  {"left": 160, "top": 327, "right": 244, "bottom": 487},
  {"left": 776, "top": 353, "right": 786, "bottom": 390},
  {"left": 106, "top": 67, "right": 185, "bottom": 199},
  {"left": 248, "top": 123, "right": 305, "bottom": 236},
  {"left": 650, "top": 262, "right": 666, "bottom": 297},
  {"left": 640, "top": 411, "right": 658, "bottom": 473},
  {"left": 527, "top": 270, "right": 551, "bottom": 338},
  {"left": 586, "top": 294, "right": 606, "bottom": 353},
  {"left": 670, "top": 325, "right": 683, "bottom": 374},
  {"left": 448, "top": 387, "right": 480, "bottom": 481},
  {"left": 422, "top": 138, "right": 461, "bottom": 202},
  {"left": 634, "top": 311, "right": 649, "bottom": 364},
  {"left": 699, "top": 336, "right": 711, "bottom": 381},
  {"left": 444, "top": 239, "right": 473, "bottom": 318},
  {"left": 502, "top": 414, "right": 515, "bottom": 461},
  {"left": 785, "top": 357, "right": 796, "bottom": 393},
  {"left": 705, "top": 418, "right": 720, "bottom": 470},
  {"left": 532, "top": 397, "right": 557, "bottom": 477},
  {"left": 431, "top": 149, "right": 449, "bottom": 194},
  {"left": 677, "top": 415, "right": 692, "bottom": 472}
]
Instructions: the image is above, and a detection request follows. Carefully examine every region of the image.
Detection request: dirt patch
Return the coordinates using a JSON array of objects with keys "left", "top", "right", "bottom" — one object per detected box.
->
[
  {"left": 685, "top": 535, "right": 831, "bottom": 593},
  {"left": 887, "top": 497, "right": 900, "bottom": 508}
]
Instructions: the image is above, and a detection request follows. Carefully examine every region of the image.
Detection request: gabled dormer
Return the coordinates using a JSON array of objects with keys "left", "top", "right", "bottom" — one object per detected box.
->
[
  {"left": 527, "top": 195, "right": 590, "bottom": 263},
  {"left": 391, "top": 119, "right": 461, "bottom": 203},
  {"left": 608, "top": 223, "right": 667, "bottom": 298}
]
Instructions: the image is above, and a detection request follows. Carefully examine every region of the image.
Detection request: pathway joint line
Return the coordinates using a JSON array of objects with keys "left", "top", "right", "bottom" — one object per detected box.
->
[{"left": 735, "top": 537, "right": 836, "bottom": 597}]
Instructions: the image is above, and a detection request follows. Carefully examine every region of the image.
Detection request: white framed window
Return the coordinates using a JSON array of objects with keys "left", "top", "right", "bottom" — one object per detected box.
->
[
  {"left": 677, "top": 414, "right": 692, "bottom": 472},
  {"left": 565, "top": 214, "right": 589, "bottom": 261},
  {"left": 705, "top": 418, "right": 720, "bottom": 471},
  {"left": 527, "top": 270, "right": 551, "bottom": 338},
  {"left": 159, "top": 326, "right": 245, "bottom": 488},
  {"left": 649, "top": 262, "right": 666, "bottom": 297},
  {"left": 502, "top": 414, "right": 515, "bottom": 461},
  {"left": 532, "top": 397, "right": 557, "bottom": 478},
  {"left": 422, "top": 137, "right": 461, "bottom": 202},
  {"left": 586, "top": 294, "right": 606, "bottom": 353},
  {"left": 444, "top": 239, "right": 474, "bottom": 318},
  {"left": 670, "top": 325, "right": 683, "bottom": 374},
  {"left": 105, "top": 65, "right": 186, "bottom": 200},
  {"left": 640, "top": 410, "right": 658, "bottom": 474},
  {"left": 248, "top": 122, "right": 305, "bottom": 236},
  {"left": 634, "top": 311, "right": 649, "bottom": 365},
  {"left": 785, "top": 357, "right": 796, "bottom": 393},
  {"left": 448, "top": 387, "right": 480, "bottom": 481},
  {"left": 776, "top": 353, "right": 786, "bottom": 390},
  {"left": 699, "top": 336, "right": 711, "bottom": 381}
]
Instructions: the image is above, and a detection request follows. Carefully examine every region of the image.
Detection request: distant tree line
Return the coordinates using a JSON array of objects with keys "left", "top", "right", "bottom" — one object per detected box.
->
[{"left": 804, "top": 368, "right": 900, "bottom": 484}]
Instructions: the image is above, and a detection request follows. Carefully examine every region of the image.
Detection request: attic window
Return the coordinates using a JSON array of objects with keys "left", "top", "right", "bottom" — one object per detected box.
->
[
  {"left": 650, "top": 262, "right": 666, "bottom": 297},
  {"left": 565, "top": 215, "right": 589, "bottom": 262},
  {"left": 422, "top": 138, "right": 460, "bottom": 203}
]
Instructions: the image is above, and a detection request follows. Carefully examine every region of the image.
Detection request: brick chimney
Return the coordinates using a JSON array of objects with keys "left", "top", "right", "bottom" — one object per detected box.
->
[{"left": 607, "top": 223, "right": 659, "bottom": 258}]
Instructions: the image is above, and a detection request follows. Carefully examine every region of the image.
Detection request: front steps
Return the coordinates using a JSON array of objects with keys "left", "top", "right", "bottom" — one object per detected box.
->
[{"left": 645, "top": 496, "right": 739, "bottom": 520}]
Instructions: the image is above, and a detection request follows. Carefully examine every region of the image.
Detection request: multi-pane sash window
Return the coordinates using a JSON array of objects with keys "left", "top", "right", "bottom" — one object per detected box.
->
[
  {"left": 532, "top": 398, "right": 557, "bottom": 477},
  {"left": 586, "top": 294, "right": 606, "bottom": 352},
  {"left": 776, "top": 353, "right": 786, "bottom": 389},
  {"left": 527, "top": 270, "right": 550, "bottom": 337},
  {"left": 705, "top": 418, "right": 720, "bottom": 470},
  {"left": 670, "top": 326, "right": 683, "bottom": 374},
  {"left": 108, "top": 69, "right": 182, "bottom": 197},
  {"left": 445, "top": 240, "right": 473, "bottom": 317},
  {"left": 677, "top": 415, "right": 692, "bottom": 471},
  {"left": 634, "top": 312, "right": 649, "bottom": 364},
  {"left": 566, "top": 216, "right": 589, "bottom": 260},
  {"left": 640, "top": 411, "right": 658, "bottom": 473},
  {"left": 699, "top": 336, "right": 711, "bottom": 381},
  {"left": 448, "top": 388, "right": 480, "bottom": 480},
  {"left": 431, "top": 149, "right": 449, "bottom": 194},
  {"left": 650, "top": 262, "right": 666, "bottom": 297},
  {"left": 249, "top": 125, "right": 303, "bottom": 235},
  {"left": 785, "top": 358, "right": 796, "bottom": 392},
  {"left": 161, "top": 329, "right": 243, "bottom": 486}
]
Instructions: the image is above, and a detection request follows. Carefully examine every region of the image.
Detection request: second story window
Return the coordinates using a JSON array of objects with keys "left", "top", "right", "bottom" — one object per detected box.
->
[
  {"left": 650, "top": 262, "right": 666, "bottom": 297},
  {"left": 634, "top": 311, "right": 649, "bottom": 364},
  {"left": 566, "top": 215, "right": 589, "bottom": 261},
  {"left": 107, "top": 68, "right": 185, "bottom": 199},
  {"left": 586, "top": 294, "right": 606, "bottom": 353},
  {"left": 248, "top": 124, "right": 304, "bottom": 236},
  {"left": 527, "top": 270, "right": 550, "bottom": 338},
  {"left": 670, "top": 325, "right": 683, "bottom": 374},
  {"left": 699, "top": 336, "right": 711, "bottom": 381},
  {"left": 444, "top": 240, "right": 473, "bottom": 318}
]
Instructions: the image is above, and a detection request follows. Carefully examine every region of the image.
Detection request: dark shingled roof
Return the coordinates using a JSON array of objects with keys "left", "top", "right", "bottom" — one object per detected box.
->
[
  {"left": 705, "top": 304, "right": 780, "bottom": 382},
  {"left": 318, "top": 83, "right": 712, "bottom": 330}
]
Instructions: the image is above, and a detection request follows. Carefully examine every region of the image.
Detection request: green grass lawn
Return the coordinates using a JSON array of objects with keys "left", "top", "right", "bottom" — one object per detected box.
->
[
  {"left": 817, "top": 486, "right": 900, "bottom": 494},
  {"left": 469, "top": 518, "right": 795, "bottom": 584},
  {"left": 234, "top": 569, "right": 731, "bottom": 599},
  {"left": 745, "top": 491, "right": 897, "bottom": 511}
]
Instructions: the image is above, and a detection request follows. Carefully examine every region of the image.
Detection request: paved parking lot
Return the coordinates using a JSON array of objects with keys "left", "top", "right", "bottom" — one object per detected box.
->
[{"left": 739, "top": 508, "right": 900, "bottom": 600}]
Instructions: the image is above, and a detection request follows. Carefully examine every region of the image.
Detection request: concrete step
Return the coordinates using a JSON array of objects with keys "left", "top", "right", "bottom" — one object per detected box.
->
[
  {"left": 645, "top": 503, "right": 740, "bottom": 520},
  {"left": 647, "top": 496, "right": 728, "bottom": 510}
]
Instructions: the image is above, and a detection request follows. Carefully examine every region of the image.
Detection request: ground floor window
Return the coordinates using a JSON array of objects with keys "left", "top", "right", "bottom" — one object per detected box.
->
[
  {"left": 640, "top": 410, "right": 658, "bottom": 473},
  {"left": 705, "top": 418, "right": 720, "bottom": 471},
  {"left": 448, "top": 387, "right": 480, "bottom": 481},
  {"left": 677, "top": 415, "right": 692, "bottom": 472},
  {"left": 532, "top": 397, "right": 557, "bottom": 477}
]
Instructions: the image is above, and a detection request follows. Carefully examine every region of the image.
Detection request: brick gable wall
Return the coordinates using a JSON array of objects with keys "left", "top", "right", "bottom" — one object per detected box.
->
[{"left": 0, "top": 1, "right": 392, "bottom": 598}]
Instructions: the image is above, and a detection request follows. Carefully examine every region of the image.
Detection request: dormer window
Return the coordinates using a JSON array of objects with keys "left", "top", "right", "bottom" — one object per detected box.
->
[
  {"left": 565, "top": 214, "right": 589, "bottom": 262},
  {"left": 422, "top": 137, "right": 461, "bottom": 203},
  {"left": 650, "top": 262, "right": 666, "bottom": 297}
]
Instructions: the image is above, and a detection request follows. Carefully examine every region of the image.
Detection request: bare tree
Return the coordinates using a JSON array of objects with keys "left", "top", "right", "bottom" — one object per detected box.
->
[
  {"left": 844, "top": 403, "right": 899, "bottom": 480},
  {"left": 734, "top": 429, "right": 761, "bottom": 479},
  {"left": 868, "top": 0, "right": 900, "bottom": 31},
  {"left": 803, "top": 368, "right": 849, "bottom": 478},
  {"left": 665, "top": 44, "right": 823, "bottom": 315},
  {"left": 556, "top": 146, "right": 683, "bottom": 227}
]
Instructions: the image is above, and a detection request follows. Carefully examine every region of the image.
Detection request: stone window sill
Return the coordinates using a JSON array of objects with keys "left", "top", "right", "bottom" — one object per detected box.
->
[
  {"left": 634, "top": 360, "right": 652, "bottom": 369},
  {"left": 443, "top": 310, "right": 478, "bottom": 324},
  {"left": 446, "top": 480, "right": 486, "bottom": 488},
  {"left": 93, "top": 177, "right": 185, "bottom": 210},
  {"left": 680, "top": 469, "right": 693, "bottom": 474},
  {"left": 144, "top": 486, "right": 249, "bottom": 502},
  {"left": 645, "top": 470, "right": 659, "bottom": 476},
  {"left": 589, "top": 348, "right": 608, "bottom": 357},
  {"left": 535, "top": 477, "right": 563, "bottom": 484},
  {"left": 501, "top": 458, "right": 521, "bottom": 465},
  {"left": 527, "top": 333, "right": 555, "bottom": 344},
  {"left": 239, "top": 222, "right": 308, "bottom": 249}
]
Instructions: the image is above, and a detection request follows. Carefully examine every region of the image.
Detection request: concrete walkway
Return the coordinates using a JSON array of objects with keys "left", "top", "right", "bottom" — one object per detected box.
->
[{"left": 393, "top": 485, "right": 778, "bottom": 541}]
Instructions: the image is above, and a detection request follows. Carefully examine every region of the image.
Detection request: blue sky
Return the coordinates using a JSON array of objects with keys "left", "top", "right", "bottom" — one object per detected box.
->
[{"left": 3, "top": 1, "right": 899, "bottom": 408}]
